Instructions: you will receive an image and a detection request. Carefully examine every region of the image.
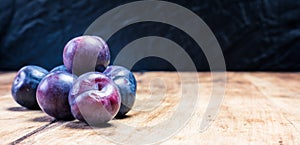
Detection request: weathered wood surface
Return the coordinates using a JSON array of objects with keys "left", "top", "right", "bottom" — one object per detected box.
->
[{"left": 0, "top": 72, "right": 299, "bottom": 145}]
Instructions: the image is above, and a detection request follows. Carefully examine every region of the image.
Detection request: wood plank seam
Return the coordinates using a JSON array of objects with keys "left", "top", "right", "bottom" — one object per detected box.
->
[
  {"left": 9, "top": 120, "right": 57, "bottom": 145},
  {"left": 1, "top": 72, "right": 300, "bottom": 144}
]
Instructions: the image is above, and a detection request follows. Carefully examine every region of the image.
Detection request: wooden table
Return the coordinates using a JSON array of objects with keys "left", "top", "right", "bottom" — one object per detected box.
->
[{"left": 0, "top": 72, "right": 299, "bottom": 145}]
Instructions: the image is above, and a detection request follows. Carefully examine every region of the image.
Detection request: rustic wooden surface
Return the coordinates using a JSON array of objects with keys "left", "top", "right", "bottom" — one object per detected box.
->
[{"left": 0, "top": 72, "right": 299, "bottom": 145}]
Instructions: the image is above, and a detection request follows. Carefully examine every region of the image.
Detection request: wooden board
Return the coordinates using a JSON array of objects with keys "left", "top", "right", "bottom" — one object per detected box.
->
[{"left": 0, "top": 72, "right": 299, "bottom": 145}]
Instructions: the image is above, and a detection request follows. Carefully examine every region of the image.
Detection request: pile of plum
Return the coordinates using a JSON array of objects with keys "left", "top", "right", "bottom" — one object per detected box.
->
[{"left": 11, "top": 36, "right": 136, "bottom": 126}]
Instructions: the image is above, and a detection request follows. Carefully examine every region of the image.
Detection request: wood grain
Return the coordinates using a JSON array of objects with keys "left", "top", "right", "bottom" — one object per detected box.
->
[{"left": 0, "top": 72, "right": 299, "bottom": 145}]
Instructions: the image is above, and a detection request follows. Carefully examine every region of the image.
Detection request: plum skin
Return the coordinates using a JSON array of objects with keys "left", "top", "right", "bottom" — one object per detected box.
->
[
  {"left": 69, "top": 72, "right": 121, "bottom": 125},
  {"left": 63, "top": 35, "right": 110, "bottom": 73},
  {"left": 36, "top": 71, "right": 76, "bottom": 120},
  {"left": 50, "top": 65, "right": 69, "bottom": 73},
  {"left": 103, "top": 65, "right": 137, "bottom": 117},
  {"left": 11, "top": 65, "right": 48, "bottom": 110}
]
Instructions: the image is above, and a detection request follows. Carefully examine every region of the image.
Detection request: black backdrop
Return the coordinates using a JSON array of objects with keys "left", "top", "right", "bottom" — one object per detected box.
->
[{"left": 0, "top": 0, "right": 299, "bottom": 71}]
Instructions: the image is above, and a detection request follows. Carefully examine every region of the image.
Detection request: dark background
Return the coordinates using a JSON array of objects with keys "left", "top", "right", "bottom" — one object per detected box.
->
[{"left": 0, "top": 0, "right": 299, "bottom": 71}]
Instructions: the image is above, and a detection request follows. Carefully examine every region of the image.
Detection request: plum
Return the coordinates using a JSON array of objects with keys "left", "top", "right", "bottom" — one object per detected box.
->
[
  {"left": 63, "top": 35, "right": 110, "bottom": 75},
  {"left": 103, "top": 65, "right": 137, "bottom": 117},
  {"left": 69, "top": 72, "right": 121, "bottom": 125},
  {"left": 50, "top": 65, "right": 69, "bottom": 73},
  {"left": 11, "top": 65, "right": 48, "bottom": 109},
  {"left": 36, "top": 71, "right": 76, "bottom": 120}
]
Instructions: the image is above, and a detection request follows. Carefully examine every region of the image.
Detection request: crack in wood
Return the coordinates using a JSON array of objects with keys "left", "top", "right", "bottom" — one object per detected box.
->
[{"left": 9, "top": 119, "right": 57, "bottom": 145}]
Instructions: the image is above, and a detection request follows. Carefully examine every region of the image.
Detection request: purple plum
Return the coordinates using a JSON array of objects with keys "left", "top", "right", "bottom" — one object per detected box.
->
[
  {"left": 63, "top": 35, "right": 110, "bottom": 74},
  {"left": 36, "top": 72, "right": 76, "bottom": 120},
  {"left": 11, "top": 65, "right": 48, "bottom": 110},
  {"left": 69, "top": 72, "right": 121, "bottom": 125},
  {"left": 50, "top": 65, "right": 69, "bottom": 73},
  {"left": 103, "top": 65, "right": 137, "bottom": 117}
]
